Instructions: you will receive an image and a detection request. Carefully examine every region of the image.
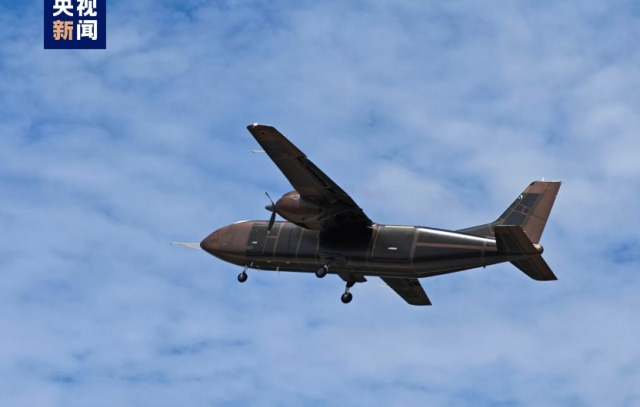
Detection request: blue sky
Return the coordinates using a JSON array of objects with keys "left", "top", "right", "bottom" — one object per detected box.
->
[{"left": 1, "top": 1, "right": 639, "bottom": 406}]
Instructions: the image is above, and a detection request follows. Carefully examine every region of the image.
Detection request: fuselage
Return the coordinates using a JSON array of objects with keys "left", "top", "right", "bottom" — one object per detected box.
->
[{"left": 200, "top": 220, "right": 527, "bottom": 279}]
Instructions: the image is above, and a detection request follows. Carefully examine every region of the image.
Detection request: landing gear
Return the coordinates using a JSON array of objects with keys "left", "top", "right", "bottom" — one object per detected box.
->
[
  {"left": 315, "top": 266, "right": 328, "bottom": 278},
  {"left": 315, "top": 259, "right": 333, "bottom": 278},
  {"left": 237, "top": 265, "right": 248, "bottom": 283},
  {"left": 341, "top": 280, "right": 356, "bottom": 304}
]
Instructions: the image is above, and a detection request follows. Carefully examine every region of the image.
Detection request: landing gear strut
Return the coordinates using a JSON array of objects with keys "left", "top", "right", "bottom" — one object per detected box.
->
[
  {"left": 315, "top": 259, "right": 333, "bottom": 278},
  {"left": 237, "top": 265, "right": 248, "bottom": 283},
  {"left": 341, "top": 281, "right": 355, "bottom": 304}
]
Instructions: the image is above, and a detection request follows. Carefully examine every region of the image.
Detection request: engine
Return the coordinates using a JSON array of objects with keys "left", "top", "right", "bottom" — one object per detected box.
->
[{"left": 275, "top": 190, "right": 323, "bottom": 225}]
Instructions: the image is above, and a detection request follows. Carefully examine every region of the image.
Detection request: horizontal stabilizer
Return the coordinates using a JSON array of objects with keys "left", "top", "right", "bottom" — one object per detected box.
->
[
  {"left": 493, "top": 226, "right": 557, "bottom": 281},
  {"left": 511, "top": 256, "right": 557, "bottom": 281},
  {"left": 494, "top": 225, "right": 539, "bottom": 254},
  {"left": 381, "top": 277, "right": 432, "bottom": 306}
]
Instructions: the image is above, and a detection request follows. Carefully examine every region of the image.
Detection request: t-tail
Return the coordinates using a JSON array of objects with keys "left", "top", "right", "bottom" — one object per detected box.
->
[{"left": 458, "top": 181, "right": 562, "bottom": 281}]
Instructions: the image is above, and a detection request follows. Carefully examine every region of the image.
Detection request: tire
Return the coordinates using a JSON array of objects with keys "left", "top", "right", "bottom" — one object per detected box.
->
[{"left": 315, "top": 266, "right": 328, "bottom": 278}]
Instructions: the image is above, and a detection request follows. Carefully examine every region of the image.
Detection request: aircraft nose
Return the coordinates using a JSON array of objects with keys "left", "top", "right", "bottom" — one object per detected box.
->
[
  {"left": 200, "top": 223, "right": 251, "bottom": 259},
  {"left": 200, "top": 229, "right": 222, "bottom": 255}
]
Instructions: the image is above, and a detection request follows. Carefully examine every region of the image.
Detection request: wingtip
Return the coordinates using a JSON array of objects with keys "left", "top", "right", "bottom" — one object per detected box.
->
[{"left": 247, "top": 123, "right": 270, "bottom": 130}]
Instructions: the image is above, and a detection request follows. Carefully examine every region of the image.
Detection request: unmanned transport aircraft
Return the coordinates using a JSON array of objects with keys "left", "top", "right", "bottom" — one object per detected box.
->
[{"left": 175, "top": 124, "right": 561, "bottom": 306}]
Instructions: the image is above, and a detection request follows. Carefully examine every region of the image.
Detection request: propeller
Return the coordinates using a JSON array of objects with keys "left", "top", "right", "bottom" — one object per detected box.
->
[{"left": 265, "top": 191, "right": 277, "bottom": 231}]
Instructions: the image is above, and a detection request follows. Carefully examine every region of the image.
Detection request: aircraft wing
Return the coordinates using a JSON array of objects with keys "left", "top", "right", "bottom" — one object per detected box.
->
[
  {"left": 381, "top": 277, "right": 432, "bottom": 306},
  {"left": 247, "top": 124, "right": 372, "bottom": 230}
]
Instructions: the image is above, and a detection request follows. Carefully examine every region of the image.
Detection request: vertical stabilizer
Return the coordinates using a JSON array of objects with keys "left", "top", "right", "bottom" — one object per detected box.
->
[{"left": 458, "top": 181, "right": 561, "bottom": 243}]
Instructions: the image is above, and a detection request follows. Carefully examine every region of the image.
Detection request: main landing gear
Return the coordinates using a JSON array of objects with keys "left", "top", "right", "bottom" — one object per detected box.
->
[
  {"left": 237, "top": 265, "right": 248, "bottom": 283},
  {"left": 341, "top": 281, "right": 356, "bottom": 304},
  {"left": 315, "top": 259, "right": 333, "bottom": 278}
]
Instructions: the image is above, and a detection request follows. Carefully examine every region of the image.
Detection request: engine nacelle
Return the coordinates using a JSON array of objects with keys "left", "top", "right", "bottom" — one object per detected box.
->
[{"left": 275, "top": 191, "right": 322, "bottom": 225}]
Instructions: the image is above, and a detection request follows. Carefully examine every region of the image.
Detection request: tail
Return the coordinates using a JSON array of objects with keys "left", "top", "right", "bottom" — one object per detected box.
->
[
  {"left": 458, "top": 181, "right": 561, "bottom": 281},
  {"left": 493, "top": 225, "right": 557, "bottom": 281},
  {"left": 457, "top": 181, "right": 561, "bottom": 244}
]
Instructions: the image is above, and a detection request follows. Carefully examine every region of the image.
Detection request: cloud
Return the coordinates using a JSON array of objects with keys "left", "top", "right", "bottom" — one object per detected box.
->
[{"left": 1, "top": 1, "right": 639, "bottom": 406}]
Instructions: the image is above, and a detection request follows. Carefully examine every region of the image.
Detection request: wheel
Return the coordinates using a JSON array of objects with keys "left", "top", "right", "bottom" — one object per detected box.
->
[
  {"left": 315, "top": 266, "right": 328, "bottom": 278},
  {"left": 237, "top": 272, "right": 248, "bottom": 283},
  {"left": 341, "top": 292, "right": 353, "bottom": 304}
]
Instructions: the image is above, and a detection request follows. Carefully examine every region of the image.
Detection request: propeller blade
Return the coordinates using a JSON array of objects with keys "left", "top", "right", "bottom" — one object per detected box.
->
[
  {"left": 265, "top": 191, "right": 274, "bottom": 205},
  {"left": 268, "top": 210, "right": 276, "bottom": 232},
  {"left": 265, "top": 191, "right": 277, "bottom": 231}
]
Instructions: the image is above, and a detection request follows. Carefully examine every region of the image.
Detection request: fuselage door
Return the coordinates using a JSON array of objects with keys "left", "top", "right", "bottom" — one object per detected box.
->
[{"left": 246, "top": 224, "right": 269, "bottom": 255}]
